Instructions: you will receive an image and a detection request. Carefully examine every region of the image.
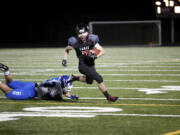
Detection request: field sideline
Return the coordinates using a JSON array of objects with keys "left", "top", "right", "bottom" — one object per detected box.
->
[{"left": 0, "top": 47, "right": 180, "bottom": 135}]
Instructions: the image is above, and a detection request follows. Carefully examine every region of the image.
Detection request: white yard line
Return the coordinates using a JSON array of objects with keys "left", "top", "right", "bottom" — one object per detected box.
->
[
  {"left": 100, "top": 113, "right": 180, "bottom": 118},
  {"left": 79, "top": 97, "right": 180, "bottom": 101},
  {"left": 73, "top": 87, "right": 141, "bottom": 89},
  {"left": 2, "top": 65, "right": 180, "bottom": 68},
  {"left": 0, "top": 96, "right": 180, "bottom": 101},
  {"left": 104, "top": 80, "right": 180, "bottom": 82},
  {"left": 1, "top": 73, "right": 180, "bottom": 77},
  {"left": 101, "top": 74, "right": 180, "bottom": 76},
  {"left": 0, "top": 78, "right": 179, "bottom": 82},
  {"left": 2, "top": 69, "right": 180, "bottom": 72},
  {"left": 1, "top": 107, "right": 180, "bottom": 120},
  {"left": 2, "top": 62, "right": 180, "bottom": 65}
]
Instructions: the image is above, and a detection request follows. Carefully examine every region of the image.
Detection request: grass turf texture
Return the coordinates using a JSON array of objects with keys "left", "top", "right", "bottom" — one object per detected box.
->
[{"left": 0, "top": 47, "right": 180, "bottom": 135}]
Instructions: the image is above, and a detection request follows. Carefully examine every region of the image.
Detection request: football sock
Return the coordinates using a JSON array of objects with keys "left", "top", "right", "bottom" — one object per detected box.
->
[
  {"left": 68, "top": 75, "right": 80, "bottom": 83},
  {"left": 103, "top": 91, "right": 110, "bottom": 99},
  {"left": 4, "top": 71, "right": 10, "bottom": 76}
]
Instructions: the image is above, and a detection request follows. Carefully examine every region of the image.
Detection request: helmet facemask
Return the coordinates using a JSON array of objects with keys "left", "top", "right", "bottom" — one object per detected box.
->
[{"left": 76, "top": 23, "right": 89, "bottom": 41}]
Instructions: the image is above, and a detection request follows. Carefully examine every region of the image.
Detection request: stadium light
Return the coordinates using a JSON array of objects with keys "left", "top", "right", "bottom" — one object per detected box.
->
[
  {"left": 155, "top": 0, "right": 180, "bottom": 17},
  {"left": 163, "top": 0, "right": 169, "bottom": 7},
  {"left": 157, "top": 7, "right": 161, "bottom": 14},
  {"left": 169, "top": 1, "right": 174, "bottom": 7},
  {"left": 174, "top": 6, "right": 180, "bottom": 13},
  {"left": 155, "top": 1, "right": 161, "bottom": 6}
]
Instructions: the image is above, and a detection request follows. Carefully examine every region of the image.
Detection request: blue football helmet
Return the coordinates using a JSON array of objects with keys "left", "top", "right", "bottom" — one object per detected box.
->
[{"left": 60, "top": 75, "right": 73, "bottom": 91}]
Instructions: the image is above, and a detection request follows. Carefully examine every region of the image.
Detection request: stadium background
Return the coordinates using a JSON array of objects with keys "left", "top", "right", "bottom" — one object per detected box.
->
[{"left": 0, "top": 1, "right": 180, "bottom": 48}]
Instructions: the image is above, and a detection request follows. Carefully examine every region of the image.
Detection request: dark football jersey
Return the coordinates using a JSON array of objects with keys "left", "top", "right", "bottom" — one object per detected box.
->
[{"left": 68, "top": 34, "right": 99, "bottom": 66}]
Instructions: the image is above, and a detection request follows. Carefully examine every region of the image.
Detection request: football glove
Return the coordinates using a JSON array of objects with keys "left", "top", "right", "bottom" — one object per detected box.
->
[
  {"left": 62, "top": 59, "right": 67, "bottom": 67},
  {"left": 88, "top": 51, "right": 97, "bottom": 60},
  {"left": 70, "top": 94, "right": 79, "bottom": 100}
]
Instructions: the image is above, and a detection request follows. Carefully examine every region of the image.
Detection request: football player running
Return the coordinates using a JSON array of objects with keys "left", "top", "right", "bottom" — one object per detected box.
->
[
  {"left": 62, "top": 23, "right": 118, "bottom": 102},
  {"left": 0, "top": 63, "right": 78, "bottom": 100}
]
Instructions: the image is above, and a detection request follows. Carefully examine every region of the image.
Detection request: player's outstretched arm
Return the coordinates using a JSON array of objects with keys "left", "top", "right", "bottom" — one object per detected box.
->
[
  {"left": 62, "top": 45, "right": 73, "bottom": 67},
  {"left": 63, "top": 91, "right": 79, "bottom": 100}
]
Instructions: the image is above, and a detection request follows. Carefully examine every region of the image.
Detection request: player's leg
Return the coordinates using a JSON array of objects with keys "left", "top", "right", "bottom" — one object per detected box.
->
[
  {"left": 4, "top": 74, "right": 13, "bottom": 83},
  {"left": 0, "top": 63, "right": 36, "bottom": 100},
  {"left": 89, "top": 66, "right": 119, "bottom": 102},
  {"left": 71, "top": 64, "right": 118, "bottom": 102},
  {"left": 70, "top": 64, "right": 100, "bottom": 84},
  {"left": 5, "top": 82, "right": 36, "bottom": 100},
  {"left": 0, "top": 63, "right": 12, "bottom": 94},
  {"left": 69, "top": 64, "right": 98, "bottom": 85},
  {"left": 0, "top": 81, "right": 36, "bottom": 100},
  {"left": 78, "top": 63, "right": 94, "bottom": 84},
  {"left": 68, "top": 75, "right": 86, "bottom": 83},
  {"left": 98, "top": 82, "right": 118, "bottom": 102},
  {"left": 77, "top": 76, "right": 87, "bottom": 83},
  {"left": 0, "top": 63, "right": 13, "bottom": 83},
  {"left": 67, "top": 63, "right": 90, "bottom": 84},
  {"left": 0, "top": 81, "right": 11, "bottom": 94},
  {"left": 1, "top": 79, "right": 36, "bottom": 100}
]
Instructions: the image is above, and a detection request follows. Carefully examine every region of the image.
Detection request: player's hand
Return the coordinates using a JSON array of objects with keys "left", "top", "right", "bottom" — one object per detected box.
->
[
  {"left": 70, "top": 95, "right": 79, "bottom": 100},
  {"left": 62, "top": 59, "right": 67, "bottom": 67},
  {"left": 88, "top": 51, "right": 97, "bottom": 60},
  {"left": 91, "top": 53, "right": 97, "bottom": 60}
]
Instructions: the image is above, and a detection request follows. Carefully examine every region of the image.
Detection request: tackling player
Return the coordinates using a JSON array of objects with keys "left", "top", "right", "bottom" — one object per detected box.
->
[
  {"left": 62, "top": 23, "right": 118, "bottom": 102},
  {"left": 0, "top": 63, "right": 78, "bottom": 100}
]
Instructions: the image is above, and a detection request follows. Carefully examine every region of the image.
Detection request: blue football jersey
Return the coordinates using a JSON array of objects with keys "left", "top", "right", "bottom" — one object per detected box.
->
[
  {"left": 37, "top": 75, "right": 72, "bottom": 91},
  {"left": 35, "top": 75, "right": 72, "bottom": 100}
]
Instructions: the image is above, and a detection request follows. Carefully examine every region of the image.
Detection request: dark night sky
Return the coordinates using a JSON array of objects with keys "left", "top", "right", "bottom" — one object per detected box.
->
[{"left": 3, "top": 1, "right": 176, "bottom": 47}]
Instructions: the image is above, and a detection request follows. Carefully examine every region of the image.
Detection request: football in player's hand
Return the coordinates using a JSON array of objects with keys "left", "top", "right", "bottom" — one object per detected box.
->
[{"left": 90, "top": 48, "right": 100, "bottom": 56}]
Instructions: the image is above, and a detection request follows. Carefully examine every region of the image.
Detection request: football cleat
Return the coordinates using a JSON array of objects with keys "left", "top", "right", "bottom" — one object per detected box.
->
[
  {"left": 107, "top": 96, "right": 119, "bottom": 102},
  {"left": 0, "top": 63, "right": 9, "bottom": 72}
]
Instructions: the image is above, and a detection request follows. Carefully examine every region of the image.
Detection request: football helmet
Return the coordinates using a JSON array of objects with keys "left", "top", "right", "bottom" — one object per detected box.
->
[
  {"left": 60, "top": 75, "right": 73, "bottom": 91},
  {"left": 76, "top": 23, "right": 89, "bottom": 35}
]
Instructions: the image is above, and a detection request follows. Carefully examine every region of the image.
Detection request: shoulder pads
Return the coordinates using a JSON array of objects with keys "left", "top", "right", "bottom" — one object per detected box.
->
[
  {"left": 88, "top": 34, "right": 99, "bottom": 45},
  {"left": 68, "top": 37, "right": 77, "bottom": 46}
]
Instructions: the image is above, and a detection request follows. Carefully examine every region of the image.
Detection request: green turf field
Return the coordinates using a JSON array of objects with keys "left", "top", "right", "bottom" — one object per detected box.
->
[{"left": 0, "top": 47, "right": 180, "bottom": 135}]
